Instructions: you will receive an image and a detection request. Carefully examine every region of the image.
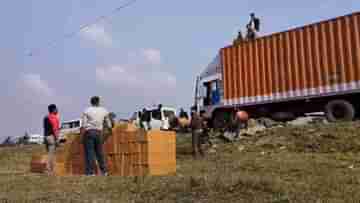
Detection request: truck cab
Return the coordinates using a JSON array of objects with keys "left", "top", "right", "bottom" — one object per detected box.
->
[{"left": 195, "top": 54, "right": 224, "bottom": 119}]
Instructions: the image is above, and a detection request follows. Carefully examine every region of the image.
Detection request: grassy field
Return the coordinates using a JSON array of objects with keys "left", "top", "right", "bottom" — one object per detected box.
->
[{"left": 1, "top": 122, "right": 360, "bottom": 202}]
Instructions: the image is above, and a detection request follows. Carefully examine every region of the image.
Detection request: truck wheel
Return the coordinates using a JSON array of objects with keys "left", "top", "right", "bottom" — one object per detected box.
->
[{"left": 325, "top": 100, "right": 355, "bottom": 122}]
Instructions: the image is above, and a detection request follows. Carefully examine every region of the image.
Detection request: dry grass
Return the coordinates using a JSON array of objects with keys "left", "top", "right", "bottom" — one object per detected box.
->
[{"left": 1, "top": 122, "right": 360, "bottom": 202}]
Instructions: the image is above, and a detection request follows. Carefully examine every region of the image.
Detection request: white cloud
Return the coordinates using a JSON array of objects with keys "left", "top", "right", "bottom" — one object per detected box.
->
[
  {"left": 96, "top": 65, "right": 143, "bottom": 87},
  {"left": 142, "top": 48, "right": 161, "bottom": 65},
  {"left": 15, "top": 73, "right": 71, "bottom": 107},
  {"left": 21, "top": 73, "right": 54, "bottom": 97},
  {"left": 96, "top": 65, "right": 176, "bottom": 89},
  {"left": 96, "top": 48, "right": 176, "bottom": 96},
  {"left": 164, "top": 74, "right": 177, "bottom": 87},
  {"left": 81, "top": 24, "right": 112, "bottom": 47}
]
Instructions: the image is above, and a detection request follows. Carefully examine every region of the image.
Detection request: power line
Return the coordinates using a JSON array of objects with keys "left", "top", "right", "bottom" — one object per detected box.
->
[{"left": 26, "top": 0, "right": 138, "bottom": 57}]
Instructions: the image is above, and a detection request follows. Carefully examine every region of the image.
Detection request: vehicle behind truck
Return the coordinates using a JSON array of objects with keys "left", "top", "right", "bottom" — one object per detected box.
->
[
  {"left": 196, "top": 12, "right": 360, "bottom": 129},
  {"left": 59, "top": 119, "right": 81, "bottom": 141},
  {"left": 130, "top": 106, "right": 176, "bottom": 130}
]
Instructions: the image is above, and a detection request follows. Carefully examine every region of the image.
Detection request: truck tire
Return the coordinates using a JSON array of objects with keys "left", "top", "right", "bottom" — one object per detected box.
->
[{"left": 325, "top": 100, "right": 355, "bottom": 122}]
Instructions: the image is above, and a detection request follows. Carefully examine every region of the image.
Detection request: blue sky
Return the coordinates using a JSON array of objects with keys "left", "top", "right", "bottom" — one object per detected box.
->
[{"left": 0, "top": 0, "right": 359, "bottom": 140}]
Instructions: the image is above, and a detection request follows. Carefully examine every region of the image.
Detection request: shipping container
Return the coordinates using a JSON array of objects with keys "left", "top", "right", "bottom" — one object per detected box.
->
[{"left": 196, "top": 12, "right": 360, "bottom": 128}]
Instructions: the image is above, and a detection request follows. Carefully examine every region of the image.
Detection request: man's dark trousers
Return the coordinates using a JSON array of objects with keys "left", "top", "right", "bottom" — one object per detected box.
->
[
  {"left": 83, "top": 129, "right": 107, "bottom": 175},
  {"left": 192, "top": 129, "right": 204, "bottom": 158}
]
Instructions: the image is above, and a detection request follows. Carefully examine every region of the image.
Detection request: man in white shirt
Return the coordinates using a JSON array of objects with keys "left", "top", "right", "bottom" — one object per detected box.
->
[{"left": 80, "top": 96, "right": 112, "bottom": 176}]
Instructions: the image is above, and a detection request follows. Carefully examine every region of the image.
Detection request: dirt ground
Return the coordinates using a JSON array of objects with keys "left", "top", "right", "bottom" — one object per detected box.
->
[{"left": 1, "top": 121, "right": 360, "bottom": 202}]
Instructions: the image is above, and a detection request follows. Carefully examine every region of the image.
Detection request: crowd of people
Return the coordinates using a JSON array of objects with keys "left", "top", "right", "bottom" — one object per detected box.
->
[
  {"left": 43, "top": 98, "right": 249, "bottom": 175},
  {"left": 234, "top": 13, "right": 261, "bottom": 45}
]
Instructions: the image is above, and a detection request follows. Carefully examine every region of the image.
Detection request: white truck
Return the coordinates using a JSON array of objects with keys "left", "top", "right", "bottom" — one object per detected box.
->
[
  {"left": 59, "top": 119, "right": 82, "bottom": 141},
  {"left": 28, "top": 134, "right": 44, "bottom": 144},
  {"left": 130, "top": 106, "right": 177, "bottom": 130}
]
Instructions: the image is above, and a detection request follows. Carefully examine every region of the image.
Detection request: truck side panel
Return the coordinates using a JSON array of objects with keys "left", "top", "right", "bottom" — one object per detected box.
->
[{"left": 221, "top": 12, "right": 360, "bottom": 106}]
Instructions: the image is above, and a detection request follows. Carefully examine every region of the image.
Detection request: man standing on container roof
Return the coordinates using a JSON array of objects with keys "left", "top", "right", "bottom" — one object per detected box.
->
[
  {"left": 80, "top": 96, "right": 112, "bottom": 176},
  {"left": 246, "top": 13, "right": 260, "bottom": 40}
]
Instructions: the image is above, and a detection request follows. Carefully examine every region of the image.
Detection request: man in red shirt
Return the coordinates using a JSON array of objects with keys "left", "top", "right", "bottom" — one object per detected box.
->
[{"left": 43, "top": 104, "right": 60, "bottom": 175}]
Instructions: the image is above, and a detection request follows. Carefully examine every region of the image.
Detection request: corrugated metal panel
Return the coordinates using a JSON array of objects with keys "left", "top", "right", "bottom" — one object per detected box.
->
[
  {"left": 220, "top": 12, "right": 360, "bottom": 105},
  {"left": 236, "top": 44, "right": 244, "bottom": 102},
  {"left": 353, "top": 14, "right": 360, "bottom": 81},
  {"left": 247, "top": 42, "right": 254, "bottom": 99},
  {"left": 259, "top": 38, "right": 267, "bottom": 99},
  {"left": 242, "top": 43, "right": 248, "bottom": 101},
  {"left": 222, "top": 49, "right": 230, "bottom": 101},
  {"left": 233, "top": 46, "right": 240, "bottom": 103},
  {"left": 264, "top": 37, "right": 273, "bottom": 96}
]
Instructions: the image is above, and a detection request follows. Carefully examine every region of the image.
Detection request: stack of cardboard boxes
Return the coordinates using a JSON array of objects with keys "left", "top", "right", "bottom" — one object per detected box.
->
[
  {"left": 30, "top": 123, "right": 176, "bottom": 176},
  {"left": 105, "top": 125, "right": 176, "bottom": 176}
]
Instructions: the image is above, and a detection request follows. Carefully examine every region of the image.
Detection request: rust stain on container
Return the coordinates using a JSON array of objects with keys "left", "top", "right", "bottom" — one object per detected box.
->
[{"left": 220, "top": 12, "right": 360, "bottom": 103}]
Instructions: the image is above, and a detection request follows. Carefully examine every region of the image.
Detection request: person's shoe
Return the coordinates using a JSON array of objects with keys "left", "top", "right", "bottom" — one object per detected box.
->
[
  {"left": 86, "top": 174, "right": 96, "bottom": 177},
  {"left": 102, "top": 172, "right": 109, "bottom": 176}
]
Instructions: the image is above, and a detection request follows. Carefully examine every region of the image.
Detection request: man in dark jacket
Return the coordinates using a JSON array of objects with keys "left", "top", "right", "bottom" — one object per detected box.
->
[
  {"left": 179, "top": 108, "right": 189, "bottom": 119},
  {"left": 190, "top": 109, "right": 204, "bottom": 158}
]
